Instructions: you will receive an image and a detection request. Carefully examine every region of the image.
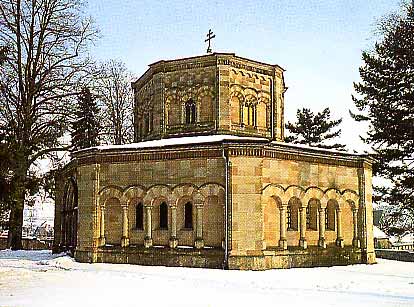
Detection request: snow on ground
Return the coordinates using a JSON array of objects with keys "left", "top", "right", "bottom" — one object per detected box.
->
[
  {"left": 373, "top": 226, "right": 388, "bottom": 239},
  {"left": 0, "top": 250, "right": 413, "bottom": 307}
]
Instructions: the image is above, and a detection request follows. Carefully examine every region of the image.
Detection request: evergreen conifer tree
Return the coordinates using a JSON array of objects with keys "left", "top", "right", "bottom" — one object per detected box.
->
[
  {"left": 285, "top": 107, "right": 346, "bottom": 150},
  {"left": 352, "top": 1, "right": 414, "bottom": 235},
  {"left": 71, "top": 87, "right": 100, "bottom": 150}
]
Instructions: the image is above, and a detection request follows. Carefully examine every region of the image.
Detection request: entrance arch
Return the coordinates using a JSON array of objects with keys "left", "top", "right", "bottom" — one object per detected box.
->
[{"left": 61, "top": 178, "right": 78, "bottom": 252}]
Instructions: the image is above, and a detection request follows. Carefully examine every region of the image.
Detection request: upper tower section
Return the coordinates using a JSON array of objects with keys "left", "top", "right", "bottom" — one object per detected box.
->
[{"left": 132, "top": 53, "right": 287, "bottom": 142}]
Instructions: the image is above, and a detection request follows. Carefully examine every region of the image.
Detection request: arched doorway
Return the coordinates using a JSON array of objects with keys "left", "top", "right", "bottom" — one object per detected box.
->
[{"left": 61, "top": 178, "right": 78, "bottom": 253}]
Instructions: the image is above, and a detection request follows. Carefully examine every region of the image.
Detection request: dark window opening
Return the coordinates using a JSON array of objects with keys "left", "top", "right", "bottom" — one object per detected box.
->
[
  {"left": 136, "top": 202, "right": 143, "bottom": 229},
  {"left": 159, "top": 202, "right": 168, "bottom": 229},
  {"left": 287, "top": 206, "right": 292, "bottom": 230},
  {"left": 184, "top": 202, "right": 193, "bottom": 229},
  {"left": 144, "top": 116, "right": 150, "bottom": 135},
  {"left": 185, "top": 99, "right": 196, "bottom": 124},
  {"left": 149, "top": 113, "right": 153, "bottom": 131},
  {"left": 61, "top": 179, "right": 78, "bottom": 251},
  {"left": 287, "top": 203, "right": 299, "bottom": 231},
  {"left": 306, "top": 204, "right": 318, "bottom": 230},
  {"left": 326, "top": 204, "right": 336, "bottom": 231}
]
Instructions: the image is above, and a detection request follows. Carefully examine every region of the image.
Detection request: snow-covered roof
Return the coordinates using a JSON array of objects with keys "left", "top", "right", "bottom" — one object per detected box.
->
[
  {"left": 373, "top": 226, "right": 388, "bottom": 239},
  {"left": 76, "top": 135, "right": 269, "bottom": 153},
  {"left": 271, "top": 140, "right": 369, "bottom": 156},
  {"left": 74, "top": 134, "right": 371, "bottom": 160}
]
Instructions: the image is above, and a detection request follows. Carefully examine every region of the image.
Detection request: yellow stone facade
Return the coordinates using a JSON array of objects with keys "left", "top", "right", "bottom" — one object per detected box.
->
[
  {"left": 53, "top": 53, "right": 376, "bottom": 270},
  {"left": 133, "top": 53, "right": 285, "bottom": 141}
]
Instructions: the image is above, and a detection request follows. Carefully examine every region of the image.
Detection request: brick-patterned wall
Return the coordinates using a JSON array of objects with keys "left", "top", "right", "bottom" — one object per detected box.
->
[
  {"left": 132, "top": 53, "right": 286, "bottom": 141},
  {"left": 229, "top": 156, "right": 264, "bottom": 256},
  {"left": 228, "top": 69, "right": 272, "bottom": 138},
  {"left": 262, "top": 158, "right": 361, "bottom": 248},
  {"left": 77, "top": 156, "right": 225, "bottom": 251}
]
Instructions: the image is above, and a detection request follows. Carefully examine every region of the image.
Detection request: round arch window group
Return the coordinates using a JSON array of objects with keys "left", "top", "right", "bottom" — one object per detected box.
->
[
  {"left": 97, "top": 184, "right": 225, "bottom": 249},
  {"left": 264, "top": 185, "right": 362, "bottom": 249}
]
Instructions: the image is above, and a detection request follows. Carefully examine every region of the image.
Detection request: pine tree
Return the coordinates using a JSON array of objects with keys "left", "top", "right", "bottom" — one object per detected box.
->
[
  {"left": 71, "top": 87, "right": 100, "bottom": 150},
  {"left": 352, "top": 1, "right": 414, "bottom": 235},
  {"left": 285, "top": 107, "right": 346, "bottom": 150}
]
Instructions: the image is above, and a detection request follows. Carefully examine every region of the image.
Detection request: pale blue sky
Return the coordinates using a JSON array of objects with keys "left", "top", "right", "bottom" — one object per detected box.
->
[{"left": 85, "top": 0, "right": 401, "bottom": 150}]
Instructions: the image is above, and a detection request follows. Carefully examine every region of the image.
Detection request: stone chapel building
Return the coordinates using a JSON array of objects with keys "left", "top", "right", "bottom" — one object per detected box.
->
[{"left": 53, "top": 53, "right": 376, "bottom": 270}]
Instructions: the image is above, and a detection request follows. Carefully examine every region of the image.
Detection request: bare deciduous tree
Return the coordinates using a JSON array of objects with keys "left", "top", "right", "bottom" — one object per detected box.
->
[
  {"left": 0, "top": 0, "right": 98, "bottom": 249},
  {"left": 97, "top": 60, "right": 134, "bottom": 145}
]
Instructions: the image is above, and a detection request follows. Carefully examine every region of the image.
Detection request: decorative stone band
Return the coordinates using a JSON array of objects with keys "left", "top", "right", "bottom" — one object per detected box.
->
[
  {"left": 132, "top": 53, "right": 282, "bottom": 90},
  {"left": 71, "top": 142, "right": 373, "bottom": 170}
]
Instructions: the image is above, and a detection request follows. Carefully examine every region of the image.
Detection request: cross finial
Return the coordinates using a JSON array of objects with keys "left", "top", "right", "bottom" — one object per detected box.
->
[{"left": 204, "top": 29, "right": 216, "bottom": 54}]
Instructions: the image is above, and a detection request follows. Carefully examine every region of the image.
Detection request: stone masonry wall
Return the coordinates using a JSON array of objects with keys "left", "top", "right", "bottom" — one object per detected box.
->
[
  {"left": 228, "top": 151, "right": 375, "bottom": 268},
  {"left": 133, "top": 54, "right": 286, "bottom": 142},
  {"left": 76, "top": 155, "right": 225, "bottom": 253}
]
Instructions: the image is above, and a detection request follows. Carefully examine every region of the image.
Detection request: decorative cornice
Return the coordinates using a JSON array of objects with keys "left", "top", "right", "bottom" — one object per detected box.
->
[
  {"left": 77, "top": 148, "right": 223, "bottom": 165},
  {"left": 132, "top": 53, "right": 284, "bottom": 91},
  {"left": 218, "top": 58, "right": 274, "bottom": 76},
  {"left": 73, "top": 140, "right": 372, "bottom": 169}
]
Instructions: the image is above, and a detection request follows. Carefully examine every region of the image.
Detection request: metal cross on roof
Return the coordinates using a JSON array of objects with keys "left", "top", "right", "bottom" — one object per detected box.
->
[{"left": 205, "top": 29, "right": 215, "bottom": 54}]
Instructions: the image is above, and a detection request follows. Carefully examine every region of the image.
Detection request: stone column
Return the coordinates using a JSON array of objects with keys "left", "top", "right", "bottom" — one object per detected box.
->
[
  {"left": 169, "top": 205, "right": 178, "bottom": 248},
  {"left": 318, "top": 207, "right": 326, "bottom": 248},
  {"left": 299, "top": 207, "right": 307, "bottom": 249},
  {"left": 195, "top": 203, "right": 204, "bottom": 249},
  {"left": 352, "top": 208, "right": 360, "bottom": 247},
  {"left": 279, "top": 204, "right": 288, "bottom": 250},
  {"left": 121, "top": 206, "right": 129, "bottom": 247},
  {"left": 144, "top": 205, "right": 153, "bottom": 248},
  {"left": 336, "top": 208, "right": 344, "bottom": 247},
  {"left": 98, "top": 205, "right": 105, "bottom": 246}
]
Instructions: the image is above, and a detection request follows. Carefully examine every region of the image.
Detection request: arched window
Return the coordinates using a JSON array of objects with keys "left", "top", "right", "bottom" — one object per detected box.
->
[
  {"left": 184, "top": 202, "right": 193, "bottom": 229},
  {"left": 61, "top": 179, "right": 78, "bottom": 250},
  {"left": 326, "top": 201, "right": 336, "bottom": 230},
  {"left": 287, "top": 200, "right": 299, "bottom": 231},
  {"left": 159, "top": 202, "right": 168, "bottom": 229},
  {"left": 144, "top": 115, "right": 150, "bottom": 135},
  {"left": 287, "top": 205, "right": 292, "bottom": 230},
  {"left": 249, "top": 104, "right": 256, "bottom": 126},
  {"left": 136, "top": 202, "right": 143, "bottom": 229},
  {"left": 243, "top": 103, "right": 256, "bottom": 126},
  {"left": 185, "top": 99, "right": 196, "bottom": 124},
  {"left": 149, "top": 112, "right": 153, "bottom": 131},
  {"left": 306, "top": 201, "right": 318, "bottom": 230}
]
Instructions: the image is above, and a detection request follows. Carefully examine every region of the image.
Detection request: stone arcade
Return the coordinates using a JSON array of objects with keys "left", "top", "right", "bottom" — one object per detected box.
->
[{"left": 53, "top": 53, "right": 376, "bottom": 270}]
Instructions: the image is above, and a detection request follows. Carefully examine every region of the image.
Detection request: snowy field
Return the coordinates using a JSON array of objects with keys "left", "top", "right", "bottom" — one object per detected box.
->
[{"left": 0, "top": 250, "right": 413, "bottom": 307}]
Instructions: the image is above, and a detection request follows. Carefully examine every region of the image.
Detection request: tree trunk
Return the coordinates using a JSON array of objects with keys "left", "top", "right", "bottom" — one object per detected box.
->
[
  {"left": 7, "top": 158, "right": 28, "bottom": 250},
  {"left": 7, "top": 201, "right": 24, "bottom": 250}
]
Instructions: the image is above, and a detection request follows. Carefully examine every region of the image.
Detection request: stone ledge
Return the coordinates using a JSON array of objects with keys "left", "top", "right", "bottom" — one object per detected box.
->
[
  {"left": 74, "top": 246, "right": 367, "bottom": 270},
  {"left": 228, "top": 246, "right": 363, "bottom": 270},
  {"left": 75, "top": 247, "right": 225, "bottom": 269}
]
